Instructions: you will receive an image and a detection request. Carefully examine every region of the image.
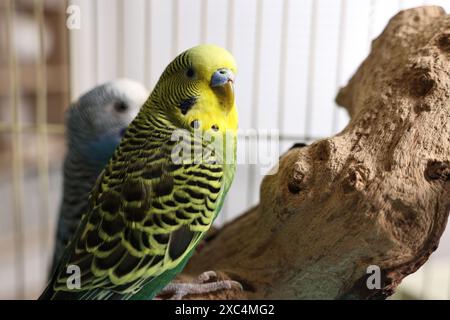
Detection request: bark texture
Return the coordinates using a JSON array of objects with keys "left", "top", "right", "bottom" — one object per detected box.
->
[{"left": 179, "top": 6, "right": 450, "bottom": 299}]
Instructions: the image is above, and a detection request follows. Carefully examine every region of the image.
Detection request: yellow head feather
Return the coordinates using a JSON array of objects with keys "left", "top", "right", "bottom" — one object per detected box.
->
[{"left": 147, "top": 44, "right": 238, "bottom": 134}]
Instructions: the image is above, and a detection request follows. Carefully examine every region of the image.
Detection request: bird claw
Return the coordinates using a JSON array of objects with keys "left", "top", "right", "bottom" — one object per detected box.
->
[
  {"left": 196, "top": 270, "right": 218, "bottom": 283},
  {"left": 157, "top": 271, "right": 243, "bottom": 300}
]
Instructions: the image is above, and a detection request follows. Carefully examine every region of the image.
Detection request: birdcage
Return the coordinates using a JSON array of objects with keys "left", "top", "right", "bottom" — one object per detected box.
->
[{"left": 0, "top": 0, "right": 449, "bottom": 300}]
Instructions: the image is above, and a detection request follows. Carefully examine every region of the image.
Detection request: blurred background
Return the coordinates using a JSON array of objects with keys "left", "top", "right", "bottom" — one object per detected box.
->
[{"left": 0, "top": 0, "right": 449, "bottom": 299}]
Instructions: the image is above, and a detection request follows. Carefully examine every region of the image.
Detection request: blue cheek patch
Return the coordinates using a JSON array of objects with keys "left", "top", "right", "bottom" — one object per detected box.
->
[{"left": 179, "top": 96, "right": 198, "bottom": 115}]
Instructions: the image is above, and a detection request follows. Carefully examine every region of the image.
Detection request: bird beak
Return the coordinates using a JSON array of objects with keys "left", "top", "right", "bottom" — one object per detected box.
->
[{"left": 210, "top": 68, "right": 235, "bottom": 112}]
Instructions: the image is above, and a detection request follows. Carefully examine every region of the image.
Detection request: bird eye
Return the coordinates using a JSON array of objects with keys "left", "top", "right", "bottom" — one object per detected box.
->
[
  {"left": 186, "top": 68, "right": 195, "bottom": 78},
  {"left": 114, "top": 101, "right": 128, "bottom": 113}
]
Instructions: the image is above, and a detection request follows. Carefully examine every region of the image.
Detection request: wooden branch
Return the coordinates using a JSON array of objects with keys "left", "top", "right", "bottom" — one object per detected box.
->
[{"left": 179, "top": 6, "right": 450, "bottom": 299}]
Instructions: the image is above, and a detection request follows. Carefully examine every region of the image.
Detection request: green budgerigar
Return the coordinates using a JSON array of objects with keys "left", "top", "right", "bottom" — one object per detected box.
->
[{"left": 40, "top": 44, "right": 239, "bottom": 300}]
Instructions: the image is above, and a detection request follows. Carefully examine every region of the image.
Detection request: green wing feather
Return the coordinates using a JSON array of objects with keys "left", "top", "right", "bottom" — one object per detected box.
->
[{"left": 41, "top": 112, "right": 236, "bottom": 300}]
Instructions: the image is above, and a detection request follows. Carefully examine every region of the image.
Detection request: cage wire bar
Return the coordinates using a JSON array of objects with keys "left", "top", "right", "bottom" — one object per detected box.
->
[
  {"left": 305, "top": 0, "right": 319, "bottom": 142},
  {"left": 245, "top": 0, "right": 263, "bottom": 208},
  {"left": 1, "top": 0, "right": 66, "bottom": 299},
  {"left": 34, "top": 0, "right": 50, "bottom": 281},
  {"left": 144, "top": 0, "right": 152, "bottom": 87},
  {"left": 0, "top": 0, "right": 448, "bottom": 299},
  {"left": 5, "top": 0, "right": 25, "bottom": 300},
  {"left": 92, "top": 0, "right": 98, "bottom": 83},
  {"left": 222, "top": 0, "right": 234, "bottom": 221},
  {"left": 332, "top": 0, "right": 347, "bottom": 134},
  {"left": 200, "top": 0, "right": 207, "bottom": 43},
  {"left": 172, "top": 0, "right": 179, "bottom": 57},
  {"left": 117, "top": 0, "right": 125, "bottom": 78},
  {"left": 277, "top": 0, "right": 290, "bottom": 155}
]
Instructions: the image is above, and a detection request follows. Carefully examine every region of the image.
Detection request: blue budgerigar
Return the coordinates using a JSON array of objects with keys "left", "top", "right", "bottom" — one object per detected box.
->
[{"left": 50, "top": 79, "right": 149, "bottom": 276}]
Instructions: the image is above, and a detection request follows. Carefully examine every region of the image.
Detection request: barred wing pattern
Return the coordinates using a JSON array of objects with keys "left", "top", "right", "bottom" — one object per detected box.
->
[{"left": 48, "top": 114, "right": 230, "bottom": 299}]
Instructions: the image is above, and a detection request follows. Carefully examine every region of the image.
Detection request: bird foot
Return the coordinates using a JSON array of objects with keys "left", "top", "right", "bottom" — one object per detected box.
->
[{"left": 156, "top": 271, "right": 242, "bottom": 300}]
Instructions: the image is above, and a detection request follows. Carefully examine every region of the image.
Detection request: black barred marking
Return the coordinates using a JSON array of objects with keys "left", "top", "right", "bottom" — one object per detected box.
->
[
  {"left": 124, "top": 206, "right": 146, "bottom": 223},
  {"left": 168, "top": 163, "right": 182, "bottom": 171},
  {"left": 88, "top": 207, "right": 102, "bottom": 225},
  {"left": 195, "top": 217, "right": 209, "bottom": 226},
  {"left": 206, "top": 200, "right": 215, "bottom": 211},
  {"left": 111, "top": 163, "right": 124, "bottom": 172},
  {"left": 149, "top": 255, "right": 164, "bottom": 267},
  {"left": 153, "top": 215, "right": 164, "bottom": 228},
  {"left": 101, "top": 216, "right": 125, "bottom": 237},
  {"left": 176, "top": 210, "right": 191, "bottom": 220},
  {"left": 179, "top": 96, "right": 197, "bottom": 115},
  {"left": 208, "top": 195, "right": 219, "bottom": 203},
  {"left": 153, "top": 175, "right": 174, "bottom": 197},
  {"left": 126, "top": 229, "right": 142, "bottom": 252},
  {"left": 161, "top": 215, "right": 178, "bottom": 226},
  {"left": 143, "top": 219, "right": 154, "bottom": 228},
  {"left": 126, "top": 161, "right": 145, "bottom": 173},
  {"left": 184, "top": 206, "right": 198, "bottom": 214},
  {"left": 164, "top": 200, "right": 177, "bottom": 207},
  {"left": 199, "top": 164, "right": 222, "bottom": 173},
  {"left": 132, "top": 121, "right": 151, "bottom": 131},
  {"left": 114, "top": 253, "right": 141, "bottom": 278},
  {"left": 100, "top": 192, "right": 121, "bottom": 214},
  {"left": 168, "top": 225, "right": 195, "bottom": 260},
  {"left": 174, "top": 175, "right": 188, "bottom": 182},
  {"left": 186, "top": 179, "right": 221, "bottom": 194},
  {"left": 151, "top": 201, "right": 164, "bottom": 210},
  {"left": 134, "top": 132, "right": 152, "bottom": 139},
  {"left": 122, "top": 179, "right": 147, "bottom": 202},
  {"left": 121, "top": 144, "right": 142, "bottom": 153},
  {"left": 166, "top": 139, "right": 178, "bottom": 146},
  {"left": 122, "top": 132, "right": 133, "bottom": 140},
  {"left": 128, "top": 137, "right": 146, "bottom": 146},
  {"left": 174, "top": 192, "right": 189, "bottom": 203},
  {"left": 127, "top": 127, "right": 138, "bottom": 134},
  {"left": 142, "top": 165, "right": 163, "bottom": 180},
  {"left": 94, "top": 245, "right": 126, "bottom": 270},
  {"left": 71, "top": 254, "right": 93, "bottom": 273},
  {"left": 98, "top": 237, "right": 121, "bottom": 252},
  {"left": 185, "top": 188, "right": 205, "bottom": 200},
  {"left": 191, "top": 170, "right": 221, "bottom": 181},
  {"left": 153, "top": 233, "right": 169, "bottom": 244},
  {"left": 86, "top": 229, "right": 101, "bottom": 248},
  {"left": 142, "top": 232, "right": 151, "bottom": 248},
  {"left": 145, "top": 152, "right": 166, "bottom": 163},
  {"left": 139, "top": 254, "right": 154, "bottom": 268},
  {"left": 109, "top": 171, "right": 126, "bottom": 181}
]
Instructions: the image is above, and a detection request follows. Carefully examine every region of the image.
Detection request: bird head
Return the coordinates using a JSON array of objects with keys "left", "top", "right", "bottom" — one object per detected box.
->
[
  {"left": 67, "top": 78, "right": 149, "bottom": 165},
  {"left": 148, "top": 44, "right": 238, "bottom": 133}
]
